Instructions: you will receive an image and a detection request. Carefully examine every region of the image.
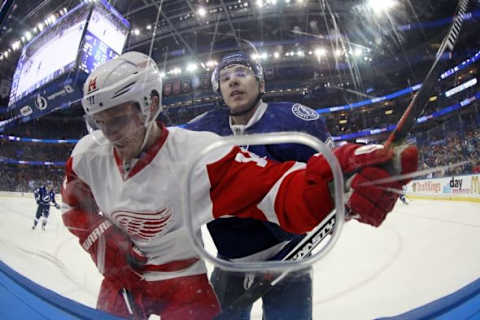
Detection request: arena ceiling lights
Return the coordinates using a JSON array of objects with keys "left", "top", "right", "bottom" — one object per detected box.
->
[{"left": 367, "top": 0, "right": 398, "bottom": 15}]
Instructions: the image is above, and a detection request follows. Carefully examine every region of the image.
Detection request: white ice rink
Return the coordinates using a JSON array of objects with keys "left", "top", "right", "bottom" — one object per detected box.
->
[{"left": 1, "top": 195, "right": 479, "bottom": 319}]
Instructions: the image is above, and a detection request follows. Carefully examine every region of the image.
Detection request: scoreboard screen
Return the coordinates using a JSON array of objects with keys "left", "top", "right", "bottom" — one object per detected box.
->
[
  {"left": 77, "top": 4, "right": 130, "bottom": 74},
  {"left": 8, "top": 5, "right": 89, "bottom": 108},
  {"left": 7, "top": 0, "right": 130, "bottom": 109}
]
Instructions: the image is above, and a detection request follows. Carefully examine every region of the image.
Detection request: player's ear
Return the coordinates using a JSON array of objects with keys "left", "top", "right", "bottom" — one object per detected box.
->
[
  {"left": 150, "top": 94, "right": 158, "bottom": 108},
  {"left": 150, "top": 95, "right": 160, "bottom": 115},
  {"left": 259, "top": 80, "right": 265, "bottom": 95}
]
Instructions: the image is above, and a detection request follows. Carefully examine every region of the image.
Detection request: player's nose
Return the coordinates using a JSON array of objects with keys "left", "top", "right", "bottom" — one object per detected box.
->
[
  {"left": 102, "top": 124, "right": 122, "bottom": 140},
  {"left": 228, "top": 77, "right": 240, "bottom": 88}
]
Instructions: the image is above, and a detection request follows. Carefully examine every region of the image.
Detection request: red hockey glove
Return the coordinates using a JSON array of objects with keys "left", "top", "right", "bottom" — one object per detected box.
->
[
  {"left": 306, "top": 143, "right": 418, "bottom": 227},
  {"left": 79, "top": 218, "right": 147, "bottom": 289}
]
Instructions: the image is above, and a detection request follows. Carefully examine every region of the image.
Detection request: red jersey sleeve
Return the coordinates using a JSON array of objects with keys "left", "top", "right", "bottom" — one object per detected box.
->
[
  {"left": 61, "top": 157, "right": 105, "bottom": 243},
  {"left": 206, "top": 147, "right": 333, "bottom": 234}
]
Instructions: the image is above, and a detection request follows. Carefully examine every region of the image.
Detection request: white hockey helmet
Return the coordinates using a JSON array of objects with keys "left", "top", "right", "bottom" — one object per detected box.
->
[{"left": 81, "top": 51, "right": 162, "bottom": 125}]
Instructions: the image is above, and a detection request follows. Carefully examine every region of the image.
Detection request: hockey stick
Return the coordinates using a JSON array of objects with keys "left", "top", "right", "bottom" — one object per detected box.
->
[
  {"left": 384, "top": 0, "right": 470, "bottom": 149},
  {"left": 214, "top": 1, "right": 471, "bottom": 318},
  {"left": 121, "top": 288, "right": 143, "bottom": 320},
  {"left": 214, "top": 210, "right": 337, "bottom": 319}
]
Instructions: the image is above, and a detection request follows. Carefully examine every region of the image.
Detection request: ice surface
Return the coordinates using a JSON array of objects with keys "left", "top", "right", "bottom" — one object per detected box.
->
[{"left": 1, "top": 195, "right": 479, "bottom": 319}]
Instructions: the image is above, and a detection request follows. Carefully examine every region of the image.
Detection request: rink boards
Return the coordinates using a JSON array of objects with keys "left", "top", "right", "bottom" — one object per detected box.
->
[{"left": 406, "top": 174, "right": 480, "bottom": 202}]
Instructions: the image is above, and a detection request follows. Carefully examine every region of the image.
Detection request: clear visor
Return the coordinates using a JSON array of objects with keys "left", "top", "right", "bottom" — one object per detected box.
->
[
  {"left": 83, "top": 105, "right": 148, "bottom": 147},
  {"left": 218, "top": 65, "right": 255, "bottom": 84},
  {"left": 212, "top": 63, "right": 259, "bottom": 92}
]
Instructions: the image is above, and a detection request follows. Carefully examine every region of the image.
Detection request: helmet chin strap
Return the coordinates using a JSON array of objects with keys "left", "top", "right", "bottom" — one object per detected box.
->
[
  {"left": 139, "top": 121, "right": 153, "bottom": 153},
  {"left": 121, "top": 120, "right": 154, "bottom": 174},
  {"left": 228, "top": 92, "right": 264, "bottom": 116},
  {"left": 138, "top": 101, "right": 163, "bottom": 156}
]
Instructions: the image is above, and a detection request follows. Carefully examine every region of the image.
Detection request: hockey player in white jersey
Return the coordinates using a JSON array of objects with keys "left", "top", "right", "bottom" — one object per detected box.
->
[{"left": 61, "top": 51, "right": 418, "bottom": 319}]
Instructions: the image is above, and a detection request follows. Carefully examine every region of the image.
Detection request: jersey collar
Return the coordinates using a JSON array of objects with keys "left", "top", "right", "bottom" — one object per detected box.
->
[{"left": 229, "top": 101, "right": 268, "bottom": 135}]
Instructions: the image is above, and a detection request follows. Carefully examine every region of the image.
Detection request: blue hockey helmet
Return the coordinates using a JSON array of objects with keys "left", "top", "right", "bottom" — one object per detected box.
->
[{"left": 211, "top": 51, "right": 264, "bottom": 94}]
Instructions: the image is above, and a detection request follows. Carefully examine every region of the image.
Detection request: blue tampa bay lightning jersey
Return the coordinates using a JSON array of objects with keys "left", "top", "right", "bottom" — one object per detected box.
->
[
  {"left": 34, "top": 186, "right": 57, "bottom": 206},
  {"left": 185, "top": 101, "right": 332, "bottom": 259}
]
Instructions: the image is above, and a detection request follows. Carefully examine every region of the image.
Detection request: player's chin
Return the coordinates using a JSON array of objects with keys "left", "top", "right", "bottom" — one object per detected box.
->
[
  {"left": 229, "top": 102, "right": 250, "bottom": 114},
  {"left": 113, "top": 143, "right": 133, "bottom": 159}
]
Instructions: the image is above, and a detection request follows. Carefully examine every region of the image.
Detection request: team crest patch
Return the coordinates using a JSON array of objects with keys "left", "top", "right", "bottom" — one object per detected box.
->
[
  {"left": 291, "top": 103, "right": 319, "bottom": 121},
  {"left": 111, "top": 208, "right": 174, "bottom": 241}
]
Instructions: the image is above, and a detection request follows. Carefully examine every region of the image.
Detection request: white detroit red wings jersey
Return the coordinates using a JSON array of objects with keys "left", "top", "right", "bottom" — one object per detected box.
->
[{"left": 62, "top": 125, "right": 328, "bottom": 281}]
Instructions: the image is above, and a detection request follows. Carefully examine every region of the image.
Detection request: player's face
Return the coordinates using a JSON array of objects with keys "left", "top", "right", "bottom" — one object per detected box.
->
[
  {"left": 219, "top": 64, "right": 263, "bottom": 114},
  {"left": 91, "top": 102, "right": 146, "bottom": 161}
]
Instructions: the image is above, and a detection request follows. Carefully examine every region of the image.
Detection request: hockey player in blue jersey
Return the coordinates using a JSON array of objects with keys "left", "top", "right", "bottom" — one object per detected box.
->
[
  {"left": 185, "top": 51, "right": 333, "bottom": 320},
  {"left": 399, "top": 185, "right": 409, "bottom": 205},
  {"left": 32, "top": 183, "right": 60, "bottom": 231}
]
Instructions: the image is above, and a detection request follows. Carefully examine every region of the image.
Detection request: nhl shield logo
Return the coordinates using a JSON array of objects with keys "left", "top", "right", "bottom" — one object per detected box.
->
[{"left": 292, "top": 103, "right": 319, "bottom": 121}]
